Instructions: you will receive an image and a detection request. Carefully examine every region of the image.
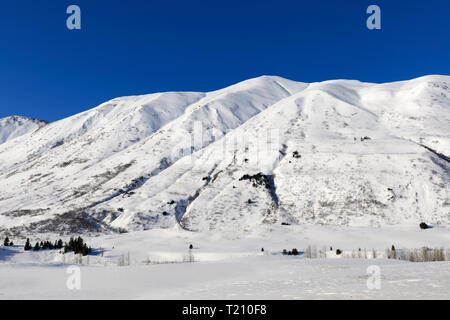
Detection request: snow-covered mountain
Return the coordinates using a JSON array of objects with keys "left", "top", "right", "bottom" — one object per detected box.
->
[
  {"left": 0, "top": 75, "right": 449, "bottom": 235},
  {"left": 0, "top": 116, "right": 47, "bottom": 145}
]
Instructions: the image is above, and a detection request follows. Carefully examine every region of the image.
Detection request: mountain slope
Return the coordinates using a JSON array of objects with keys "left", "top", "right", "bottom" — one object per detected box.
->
[
  {"left": 0, "top": 116, "right": 47, "bottom": 145},
  {"left": 0, "top": 75, "right": 448, "bottom": 235}
]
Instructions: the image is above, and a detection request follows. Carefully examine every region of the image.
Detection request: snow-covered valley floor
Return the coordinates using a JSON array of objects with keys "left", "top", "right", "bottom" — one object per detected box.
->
[
  {"left": 1, "top": 225, "right": 449, "bottom": 299},
  {"left": 1, "top": 257, "right": 450, "bottom": 300}
]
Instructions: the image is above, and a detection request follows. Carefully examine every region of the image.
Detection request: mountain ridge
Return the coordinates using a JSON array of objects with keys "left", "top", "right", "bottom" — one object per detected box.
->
[{"left": 0, "top": 75, "right": 449, "bottom": 235}]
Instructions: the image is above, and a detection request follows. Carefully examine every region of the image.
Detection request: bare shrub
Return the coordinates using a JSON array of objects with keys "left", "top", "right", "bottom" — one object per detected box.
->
[
  {"left": 319, "top": 246, "right": 327, "bottom": 259},
  {"left": 304, "top": 245, "right": 318, "bottom": 258},
  {"left": 311, "top": 245, "right": 318, "bottom": 259},
  {"left": 293, "top": 245, "right": 448, "bottom": 262},
  {"left": 183, "top": 250, "right": 196, "bottom": 263},
  {"left": 118, "top": 254, "right": 125, "bottom": 266},
  {"left": 305, "top": 245, "right": 312, "bottom": 259},
  {"left": 405, "top": 247, "right": 447, "bottom": 262}
]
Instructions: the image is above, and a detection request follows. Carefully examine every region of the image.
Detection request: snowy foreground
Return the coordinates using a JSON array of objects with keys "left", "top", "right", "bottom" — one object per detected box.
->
[
  {"left": 1, "top": 225, "right": 449, "bottom": 299},
  {"left": 2, "top": 257, "right": 450, "bottom": 300}
]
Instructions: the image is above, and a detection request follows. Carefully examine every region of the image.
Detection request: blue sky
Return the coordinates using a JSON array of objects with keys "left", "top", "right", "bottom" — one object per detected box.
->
[{"left": 0, "top": 0, "right": 449, "bottom": 121}]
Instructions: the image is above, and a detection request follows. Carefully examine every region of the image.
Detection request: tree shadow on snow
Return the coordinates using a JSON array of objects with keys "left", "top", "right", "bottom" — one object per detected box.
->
[
  {"left": 0, "top": 246, "right": 21, "bottom": 261},
  {"left": 89, "top": 247, "right": 106, "bottom": 256}
]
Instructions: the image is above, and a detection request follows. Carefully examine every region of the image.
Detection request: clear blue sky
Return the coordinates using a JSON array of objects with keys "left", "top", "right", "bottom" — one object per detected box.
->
[{"left": 0, "top": 0, "right": 449, "bottom": 121}]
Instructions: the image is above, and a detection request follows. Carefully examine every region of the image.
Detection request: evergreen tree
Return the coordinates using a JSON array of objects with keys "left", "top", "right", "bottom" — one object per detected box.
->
[
  {"left": 76, "top": 237, "right": 83, "bottom": 254},
  {"left": 82, "top": 244, "right": 90, "bottom": 256},
  {"left": 34, "top": 242, "right": 41, "bottom": 251},
  {"left": 24, "top": 238, "right": 32, "bottom": 251},
  {"left": 420, "top": 222, "right": 429, "bottom": 230},
  {"left": 69, "top": 237, "right": 75, "bottom": 249},
  {"left": 3, "top": 237, "right": 10, "bottom": 246}
]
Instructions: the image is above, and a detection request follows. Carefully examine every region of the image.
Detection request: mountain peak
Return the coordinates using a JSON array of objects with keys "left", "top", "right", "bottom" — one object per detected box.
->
[{"left": 0, "top": 115, "right": 48, "bottom": 144}]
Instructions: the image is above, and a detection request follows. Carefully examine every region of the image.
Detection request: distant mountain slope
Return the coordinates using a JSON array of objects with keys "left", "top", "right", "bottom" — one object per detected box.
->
[
  {"left": 0, "top": 75, "right": 448, "bottom": 235},
  {"left": 0, "top": 116, "right": 47, "bottom": 145}
]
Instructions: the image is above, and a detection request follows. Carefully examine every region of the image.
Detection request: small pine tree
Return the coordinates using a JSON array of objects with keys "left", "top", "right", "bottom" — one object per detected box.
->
[
  {"left": 76, "top": 237, "right": 83, "bottom": 252},
  {"left": 3, "top": 237, "right": 10, "bottom": 246},
  {"left": 34, "top": 242, "right": 41, "bottom": 251},
  {"left": 419, "top": 222, "right": 429, "bottom": 230},
  {"left": 82, "top": 243, "right": 90, "bottom": 256},
  {"left": 24, "top": 238, "right": 32, "bottom": 251}
]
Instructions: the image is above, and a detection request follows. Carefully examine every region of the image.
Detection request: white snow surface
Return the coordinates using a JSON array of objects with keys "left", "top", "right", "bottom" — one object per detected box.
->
[
  {"left": 2, "top": 258, "right": 450, "bottom": 300},
  {"left": 0, "top": 116, "right": 47, "bottom": 145},
  {"left": 1, "top": 226, "right": 450, "bottom": 299},
  {"left": 0, "top": 75, "right": 449, "bottom": 234}
]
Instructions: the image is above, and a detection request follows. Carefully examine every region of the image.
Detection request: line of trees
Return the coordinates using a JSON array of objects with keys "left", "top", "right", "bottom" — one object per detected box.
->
[
  {"left": 5, "top": 236, "right": 92, "bottom": 256},
  {"left": 28, "top": 239, "right": 64, "bottom": 252},
  {"left": 282, "top": 248, "right": 300, "bottom": 256}
]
